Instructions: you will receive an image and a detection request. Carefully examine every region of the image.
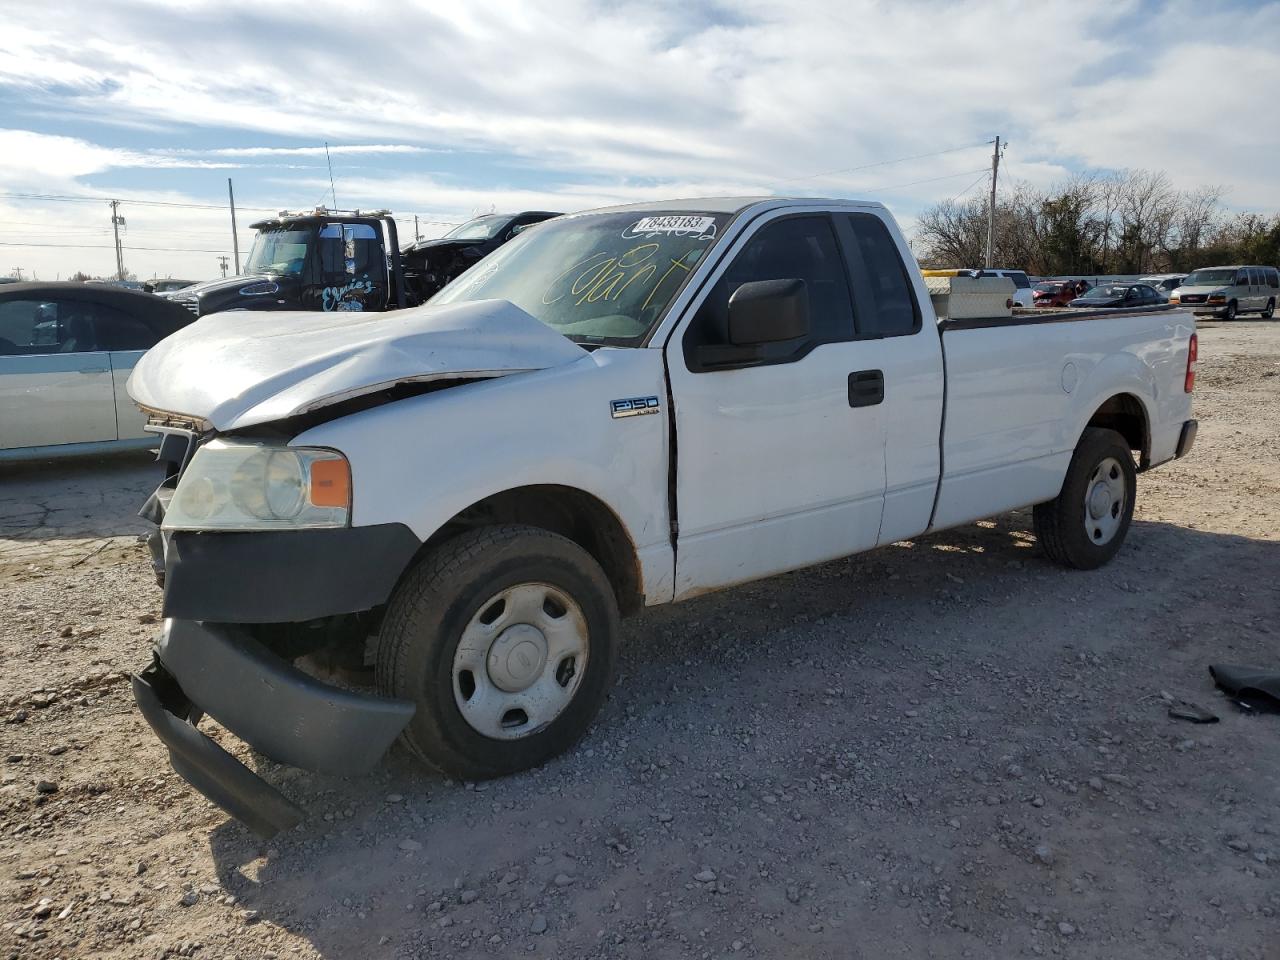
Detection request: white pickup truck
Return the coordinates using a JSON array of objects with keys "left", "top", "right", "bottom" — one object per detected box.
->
[{"left": 126, "top": 198, "right": 1198, "bottom": 836}]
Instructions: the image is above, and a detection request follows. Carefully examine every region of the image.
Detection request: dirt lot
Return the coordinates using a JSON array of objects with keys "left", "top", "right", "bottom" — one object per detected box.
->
[{"left": 2, "top": 321, "right": 1278, "bottom": 960}]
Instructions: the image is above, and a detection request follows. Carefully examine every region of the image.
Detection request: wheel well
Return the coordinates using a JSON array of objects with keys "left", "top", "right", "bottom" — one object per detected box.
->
[
  {"left": 423, "top": 486, "right": 644, "bottom": 616},
  {"left": 1086, "top": 393, "right": 1150, "bottom": 468}
]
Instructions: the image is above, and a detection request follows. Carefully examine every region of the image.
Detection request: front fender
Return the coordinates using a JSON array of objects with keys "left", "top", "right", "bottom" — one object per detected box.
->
[{"left": 292, "top": 349, "right": 675, "bottom": 602}]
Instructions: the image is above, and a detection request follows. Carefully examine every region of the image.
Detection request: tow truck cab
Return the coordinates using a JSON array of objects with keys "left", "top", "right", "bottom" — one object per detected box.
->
[{"left": 163, "top": 209, "right": 407, "bottom": 317}]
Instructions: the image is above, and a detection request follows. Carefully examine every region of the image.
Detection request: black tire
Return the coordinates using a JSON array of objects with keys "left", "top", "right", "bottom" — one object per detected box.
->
[
  {"left": 1223, "top": 300, "right": 1237, "bottom": 321},
  {"left": 1033, "top": 428, "right": 1137, "bottom": 570},
  {"left": 1263, "top": 298, "right": 1275, "bottom": 320},
  {"left": 375, "top": 524, "right": 619, "bottom": 780}
]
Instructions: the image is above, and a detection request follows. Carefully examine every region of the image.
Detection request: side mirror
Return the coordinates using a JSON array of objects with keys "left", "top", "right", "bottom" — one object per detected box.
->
[{"left": 727, "top": 278, "right": 810, "bottom": 345}]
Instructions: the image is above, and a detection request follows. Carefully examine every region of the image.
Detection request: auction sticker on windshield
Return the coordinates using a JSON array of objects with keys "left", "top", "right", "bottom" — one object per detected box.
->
[{"left": 625, "top": 215, "right": 718, "bottom": 240}]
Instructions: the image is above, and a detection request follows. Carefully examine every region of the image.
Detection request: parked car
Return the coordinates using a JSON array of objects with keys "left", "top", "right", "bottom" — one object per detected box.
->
[
  {"left": 0, "top": 282, "right": 195, "bottom": 459},
  {"left": 145, "top": 279, "right": 198, "bottom": 294},
  {"left": 1139, "top": 274, "right": 1186, "bottom": 297},
  {"left": 1170, "top": 265, "right": 1278, "bottom": 320},
  {"left": 126, "top": 196, "right": 1196, "bottom": 836},
  {"left": 400, "top": 211, "right": 563, "bottom": 302},
  {"left": 1070, "top": 283, "right": 1166, "bottom": 308},
  {"left": 1033, "top": 280, "right": 1077, "bottom": 307}
]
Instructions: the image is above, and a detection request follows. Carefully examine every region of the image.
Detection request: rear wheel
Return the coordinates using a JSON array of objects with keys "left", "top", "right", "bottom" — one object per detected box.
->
[
  {"left": 375, "top": 525, "right": 619, "bottom": 780},
  {"left": 1033, "top": 428, "right": 1137, "bottom": 570},
  {"left": 1223, "top": 300, "right": 1237, "bottom": 321},
  {"left": 1263, "top": 298, "right": 1275, "bottom": 320}
]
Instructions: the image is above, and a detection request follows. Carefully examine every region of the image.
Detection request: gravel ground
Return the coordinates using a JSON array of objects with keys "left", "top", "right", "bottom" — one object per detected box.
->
[{"left": 2, "top": 320, "right": 1278, "bottom": 960}]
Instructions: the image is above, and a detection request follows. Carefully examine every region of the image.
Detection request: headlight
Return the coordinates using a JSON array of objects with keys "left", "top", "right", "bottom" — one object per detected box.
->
[
  {"left": 163, "top": 439, "right": 351, "bottom": 531},
  {"left": 1207, "top": 294, "right": 1226, "bottom": 303}
]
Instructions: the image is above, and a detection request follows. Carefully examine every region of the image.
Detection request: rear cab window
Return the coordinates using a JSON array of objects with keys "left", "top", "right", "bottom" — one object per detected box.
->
[{"left": 837, "top": 213, "right": 921, "bottom": 337}]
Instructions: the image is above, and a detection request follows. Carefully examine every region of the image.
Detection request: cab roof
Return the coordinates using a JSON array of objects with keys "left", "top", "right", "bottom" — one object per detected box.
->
[{"left": 565, "top": 196, "right": 889, "bottom": 218}]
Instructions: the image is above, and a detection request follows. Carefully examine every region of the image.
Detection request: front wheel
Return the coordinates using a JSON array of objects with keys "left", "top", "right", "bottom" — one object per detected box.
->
[
  {"left": 1033, "top": 428, "right": 1137, "bottom": 570},
  {"left": 375, "top": 525, "right": 619, "bottom": 780},
  {"left": 1262, "top": 298, "right": 1275, "bottom": 320}
]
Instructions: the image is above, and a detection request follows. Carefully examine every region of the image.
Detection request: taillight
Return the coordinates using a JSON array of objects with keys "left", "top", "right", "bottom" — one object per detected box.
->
[{"left": 1184, "top": 332, "right": 1198, "bottom": 393}]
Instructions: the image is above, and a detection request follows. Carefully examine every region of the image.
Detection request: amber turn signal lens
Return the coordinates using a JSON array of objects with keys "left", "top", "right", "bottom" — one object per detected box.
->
[{"left": 309, "top": 457, "right": 351, "bottom": 508}]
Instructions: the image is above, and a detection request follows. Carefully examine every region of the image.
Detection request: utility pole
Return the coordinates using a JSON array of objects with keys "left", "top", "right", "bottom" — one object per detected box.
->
[
  {"left": 984, "top": 136, "right": 1001, "bottom": 269},
  {"left": 414, "top": 214, "right": 420, "bottom": 241},
  {"left": 227, "top": 178, "right": 241, "bottom": 274},
  {"left": 110, "top": 200, "right": 126, "bottom": 280},
  {"left": 217, "top": 255, "right": 230, "bottom": 278},
  {"left": 11, "top": 266, "right": 23, "bottom": 281}
]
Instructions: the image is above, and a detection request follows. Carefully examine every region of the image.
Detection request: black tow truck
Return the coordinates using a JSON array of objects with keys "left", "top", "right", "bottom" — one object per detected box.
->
[{"left": 164, "top": 207, "right": 560, "bottom": 317}]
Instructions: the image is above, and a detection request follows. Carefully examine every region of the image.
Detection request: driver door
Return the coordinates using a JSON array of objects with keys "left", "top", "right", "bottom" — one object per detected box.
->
[
  {"left": 0, "top": 298, "right": 117, "bottom": 450},
  {"left": 315, "top": 223, "right": 388, "bottom": 311},
  {"left": 664, "top": 212, "right": 889, "bottom": 598}
]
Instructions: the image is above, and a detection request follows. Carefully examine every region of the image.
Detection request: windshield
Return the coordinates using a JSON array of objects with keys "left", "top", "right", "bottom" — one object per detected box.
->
[
  {"left": 1183, "top": 268, "right": 1238, "bottom": 287},
  {"left": 445, "top": 215, "right": 514, "bottom": 241},
  {"left": 244, "top": 228, "right": 310, "bottom": 276},
  {"left": 432, "top": 210, "right": 729, "bottom": 344},
  {"left": 1035, "top": 282, "right": 1064, "bottom": 293}
]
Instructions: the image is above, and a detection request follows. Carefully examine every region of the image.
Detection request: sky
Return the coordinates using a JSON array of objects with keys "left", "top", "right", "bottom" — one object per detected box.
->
[{"left": 0, "top": 0, "right": 1277, "bottom": 281}]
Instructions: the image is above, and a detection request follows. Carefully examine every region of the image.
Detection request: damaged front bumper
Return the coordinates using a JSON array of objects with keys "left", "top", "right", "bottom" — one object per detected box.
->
[{"left": 133, "top": 619, "right": 415, "bottom": 837}]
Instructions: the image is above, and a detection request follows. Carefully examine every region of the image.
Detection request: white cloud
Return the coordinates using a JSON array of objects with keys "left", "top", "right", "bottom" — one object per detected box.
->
[{"left": 1, "top": 0, "right": 1277, "bottom": 281}]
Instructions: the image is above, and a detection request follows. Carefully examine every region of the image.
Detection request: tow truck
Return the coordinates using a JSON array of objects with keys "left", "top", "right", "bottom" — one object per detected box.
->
[{"left": 163, "top": 207, "right": 560, "bottom": 317}]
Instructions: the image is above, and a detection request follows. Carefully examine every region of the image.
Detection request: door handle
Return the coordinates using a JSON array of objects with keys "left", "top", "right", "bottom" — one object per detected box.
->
[
  {"left": 77, "top": 367, "right": 109, "bottom": 374},
  {"left": 848, "top": 369, "right": 884, "bottom": 407}
]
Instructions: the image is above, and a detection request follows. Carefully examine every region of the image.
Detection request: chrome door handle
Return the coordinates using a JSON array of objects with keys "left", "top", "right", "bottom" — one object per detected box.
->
[{"left": 77, "top": 367, "right": 109, "bottom": 374}]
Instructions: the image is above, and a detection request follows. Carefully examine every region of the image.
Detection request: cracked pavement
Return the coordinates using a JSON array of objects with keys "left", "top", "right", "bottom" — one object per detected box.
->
[{"left": 0, "top": 451, "right": 156, "bottom": 575}]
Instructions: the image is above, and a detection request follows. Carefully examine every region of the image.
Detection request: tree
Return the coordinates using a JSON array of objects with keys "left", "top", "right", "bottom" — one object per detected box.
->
[{"left": 913, "top": 167, "right": 1273, "bottom": 277}]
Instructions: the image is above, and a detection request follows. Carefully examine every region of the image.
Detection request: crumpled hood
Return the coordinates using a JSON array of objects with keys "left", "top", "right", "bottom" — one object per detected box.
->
[{"left": 127, "top": 299, "right": 587, "bottom": 431}]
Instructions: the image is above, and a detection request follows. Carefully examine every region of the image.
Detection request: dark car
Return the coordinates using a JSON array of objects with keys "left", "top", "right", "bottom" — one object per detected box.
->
[
  {"left": 1032, "top": 281, "right": 1078, "bottom": 307},
  {"left": 1069, "top": 283, "right": 1166, "bottom": 309},
  {"left": 401, "top": 211, "right": 562, "bottom": 301},
  {"left": 145, "top": 279, "right": 198, "bottom": 294},
  {"left": 0, "top": 282, "right": 195, "bottom": 459}
]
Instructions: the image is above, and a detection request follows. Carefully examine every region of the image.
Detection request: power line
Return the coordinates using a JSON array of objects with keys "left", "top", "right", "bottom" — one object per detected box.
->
[
  {"left": 948, "top": 170, "right": 991, "bottom": 204},
  {"left": 860, "top": 166, "right": 992, "bottom": 195},
  {"left": 0, "top": 241, "right": 233, "bottom": 253},
  {"left": 0, "top": 191, "right": 461, "bottom": 225},
  {"left": 779, "top": 140, "right": 994, "bottom": 185}
]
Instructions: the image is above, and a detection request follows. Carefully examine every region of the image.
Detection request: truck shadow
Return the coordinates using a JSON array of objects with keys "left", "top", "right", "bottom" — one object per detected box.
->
[{"left": 200, "top": 513, "right": 1279, "bottom": 959}]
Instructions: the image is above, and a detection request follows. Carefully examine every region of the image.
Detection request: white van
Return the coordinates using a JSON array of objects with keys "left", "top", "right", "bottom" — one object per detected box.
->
[{"left": 1172, "top": 265, "right": 1278, "bottom": 319}]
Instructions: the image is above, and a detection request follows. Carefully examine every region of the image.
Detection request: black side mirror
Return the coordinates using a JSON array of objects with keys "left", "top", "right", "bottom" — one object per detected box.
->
[
  {"left": 695, "top": 278, "right": 810, "bottom": 369},
  {"left": 728, "top": 278, "right": 809, "bottom": 344}
]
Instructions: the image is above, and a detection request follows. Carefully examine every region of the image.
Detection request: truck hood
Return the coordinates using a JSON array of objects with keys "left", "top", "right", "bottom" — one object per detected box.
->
[
  {"left": 159, "top": 274, "right": 271, "bottom": 300},
  {"left": 127, "top": 299, "right": 587, "bottom": 431}
]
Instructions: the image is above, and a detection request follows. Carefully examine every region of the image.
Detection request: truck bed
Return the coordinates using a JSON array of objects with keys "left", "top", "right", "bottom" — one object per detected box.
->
[{"left": 931, "top": 305, "right": 1193, "bottom": 531}]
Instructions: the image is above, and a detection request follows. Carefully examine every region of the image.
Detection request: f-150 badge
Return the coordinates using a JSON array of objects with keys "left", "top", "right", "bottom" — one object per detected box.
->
[{"left": 610, "top": 396, "right": 660, "bottom": 419}]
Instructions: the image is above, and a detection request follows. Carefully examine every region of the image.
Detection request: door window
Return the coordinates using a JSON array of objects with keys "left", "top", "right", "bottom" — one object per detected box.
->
[
  {"left": 1236, "top": 271, "right": 1250, "bottom": 287},
  {"left": 0, "top": 299, "right": 101, "bottom": 355},
  {"left": 839, "top": 214, "right": 921, "bottom": 337},
  {"left": 686, "top": 215, "right": 854, "bottom": 368},
  {"left": 319, "top": 223, "right": 380, "bottom": 280},
  {"left": 94, "top": 304, "right": 162, "bottom": 350},
  {"left": 1266, "top": 268, "right": 1279, "bottom": 290}
]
